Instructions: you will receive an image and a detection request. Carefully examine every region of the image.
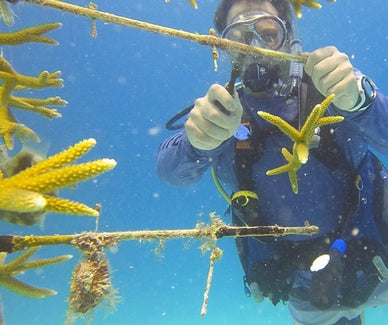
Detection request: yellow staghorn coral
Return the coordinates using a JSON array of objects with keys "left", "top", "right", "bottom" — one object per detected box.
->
[
  {"left": 0, "top": 246, "right": 72, "bottom": 298},
  {"left": 0, "top": 23, "right": 65, "bottom": 149},
  {"left": 9, "top": 96, "right": 65, "bottom": 119},
  {"left": 258, "top": 94, "right": 343, "bottom": 194},
  {"left": 287, "top": 0, "right": 336, "bottom": 18},
  {"left": 165, "top": 0, "right": 334, "bottom": 16},
  {"left": 0, "top": 0, "right": 15, "bottom": 26},
  {"left": 0, "top": 106, "right": 41, "bottom": 149},
  {"left": 188, "top": 0, "right": 198, "bottom": 9},
  {"left": 0, "top": 62, "right": 66, "bottom": 148},
  {"left": 165, "top": 0, "right": 198, "bottom": 10},
  {"left": 0, "top": 22, "right": 62, "bottom": 45},
  {"left": 0, "top": 138, "right": 117, "bottom": 225}
]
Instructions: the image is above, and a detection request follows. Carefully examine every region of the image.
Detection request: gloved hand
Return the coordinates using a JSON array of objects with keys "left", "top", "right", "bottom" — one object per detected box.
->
[
  {"left": 304, "top": 46, "right": 360, "bottom": 111},
  {"left": 185, "top": 84, "right": 243, "bottom": 150}
]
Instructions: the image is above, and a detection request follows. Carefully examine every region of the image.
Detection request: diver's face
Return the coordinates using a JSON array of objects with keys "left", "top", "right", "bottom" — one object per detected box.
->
[{"left": 225, "top": 1, "right": 291, "bottom": 82}]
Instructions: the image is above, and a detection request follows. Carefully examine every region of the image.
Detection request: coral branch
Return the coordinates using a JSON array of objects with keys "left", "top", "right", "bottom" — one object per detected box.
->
[
  {"left": 0, "top": 138, "right": 116, "bottom": 225},
  {"left": 0, "top": 247, "right": 72, "bottom": 298},
  {"left": 288, "top": 0, "right": 335, "bottom": 18},
  {"left": 43, "top": 196, "right": 100, "bottom": 217},
  {"left": 0, "top": 22, "right": 61, "bottom": 45},
  {"left": 0, "top": 0, "right": 16, "bottom": 26},
  {"left": 0, "top": 54, "right": 65, "bottom": 149},
  {"left": 12, "top": 138, "right": 97, "bottom": 179},
  {"left": 9, "top": 96, "right": 65, "bottom": 118}
]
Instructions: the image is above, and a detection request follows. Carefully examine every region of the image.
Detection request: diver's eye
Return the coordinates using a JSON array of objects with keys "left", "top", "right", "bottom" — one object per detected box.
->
[
  {"left": 254, "top": 20, "right": 283, "bottom": 48},
  {"left": 227, "top": 27, "right": 253, "bottom": 44},
  {"left": 261, "top": 30, "right": 280, "bottom": 45}
]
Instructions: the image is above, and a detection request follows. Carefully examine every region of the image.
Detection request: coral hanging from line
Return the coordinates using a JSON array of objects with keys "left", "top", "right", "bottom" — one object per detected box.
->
[{"left": 258, "top": 94, "right": 343, "bottom": 194}]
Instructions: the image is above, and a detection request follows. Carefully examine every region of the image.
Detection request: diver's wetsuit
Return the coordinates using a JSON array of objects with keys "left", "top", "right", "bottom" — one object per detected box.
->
[{"left": 157, "top": 77, "right": 388, "bottom": 325}]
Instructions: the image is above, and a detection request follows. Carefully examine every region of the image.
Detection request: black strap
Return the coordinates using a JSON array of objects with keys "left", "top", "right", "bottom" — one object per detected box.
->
[
  {"left": 299, "top": 73, "right": 325, "bottom": 124},
  {"left": 234, "top": 93, "right": 263, "bottom": 192},
  {"left": 300, "top": 73, "right": 362, "bottom": 237},
  {"left": 232, "top": 76, "right": 369, "bottom": 306}
]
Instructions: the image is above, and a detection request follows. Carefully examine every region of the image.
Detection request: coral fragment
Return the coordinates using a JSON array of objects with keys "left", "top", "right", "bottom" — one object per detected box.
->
[
  {"left": 0, "top": 138, "right": 116, "bottom": 225},
  {"left": 258, "top": 94, "right": 342, "bottom": 193},
  {"left": 0, "top": 247, "right": 72, "bottom": 298}
]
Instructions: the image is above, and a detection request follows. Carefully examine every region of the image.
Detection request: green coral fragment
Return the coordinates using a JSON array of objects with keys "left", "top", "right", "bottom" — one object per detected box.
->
[{"left": 0, "top": 246, "right": 72, "bottom": 298}]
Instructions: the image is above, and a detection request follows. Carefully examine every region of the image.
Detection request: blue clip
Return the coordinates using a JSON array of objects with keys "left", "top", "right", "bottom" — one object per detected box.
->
[
  {"left": 234, "top": 124, "right": 250, "bottom": 140},
  {"left": 243, "top": 276, "right": 251, "bottom": 297},
  {"left": 330, "top": 239, "right": 347, "bottom": 256}
]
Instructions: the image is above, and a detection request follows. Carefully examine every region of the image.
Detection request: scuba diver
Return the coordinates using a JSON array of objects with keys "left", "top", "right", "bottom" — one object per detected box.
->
[{"left": 157, "top": 0, "right": 388, "bottom": 324}]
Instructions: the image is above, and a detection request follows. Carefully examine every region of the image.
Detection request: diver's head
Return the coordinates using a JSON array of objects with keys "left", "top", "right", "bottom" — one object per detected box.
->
[{"left": 215, "top": 0, "right": 295, "bottom": 95}]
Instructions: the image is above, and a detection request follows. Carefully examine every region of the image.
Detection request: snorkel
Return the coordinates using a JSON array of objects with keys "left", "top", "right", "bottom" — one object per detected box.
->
[
  {"left": 281, "top": 39, "right": 303, "bottom": 98},
  {"left": 278, "top": 38, "right": 303, "bottom": 127}
]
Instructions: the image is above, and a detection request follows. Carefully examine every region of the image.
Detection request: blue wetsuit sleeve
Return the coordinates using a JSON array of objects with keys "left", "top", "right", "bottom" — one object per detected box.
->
[
  {"left": 335, "top": 90, "right": 388, "bottom": 155},
  {"left": 156, "top": 131, "right": 232, "bottom": 186}
]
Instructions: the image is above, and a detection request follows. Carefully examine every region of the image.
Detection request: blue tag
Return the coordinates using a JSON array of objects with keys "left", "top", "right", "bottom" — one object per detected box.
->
[
  {"left": 330, "top": 239, "right": 347, "bottom": 256},
  {"left": 234, "top": 124, "right": 250, "bottom": 140}
]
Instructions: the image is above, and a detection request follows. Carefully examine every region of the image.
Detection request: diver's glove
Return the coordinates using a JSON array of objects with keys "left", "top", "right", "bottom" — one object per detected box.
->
[
  {"left": 304, "top": 46, "right": 361, "bottom": 112},
  {"left": 185, "top": 84, "right": 243, "bottom": 150},
  {"left": 309, "top": 239, "right": 347, "bottom": 310}
]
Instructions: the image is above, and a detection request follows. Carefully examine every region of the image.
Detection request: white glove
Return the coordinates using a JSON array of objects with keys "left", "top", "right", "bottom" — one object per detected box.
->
[
  {"left": 304, "top": 46, "right": 359, "bottom": 111},
  {"left": 185, "top": 84, "right": 243, "bottom": 150}
]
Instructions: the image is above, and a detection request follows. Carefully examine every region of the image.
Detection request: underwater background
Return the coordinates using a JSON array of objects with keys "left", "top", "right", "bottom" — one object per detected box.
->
[{"left": 1, "top": 0, "right": 387, "bottom": 324}]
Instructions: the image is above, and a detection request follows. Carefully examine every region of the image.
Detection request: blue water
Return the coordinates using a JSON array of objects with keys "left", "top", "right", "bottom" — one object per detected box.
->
[{"left": 1, "top": 0, "right": 387, "bottom": 324}]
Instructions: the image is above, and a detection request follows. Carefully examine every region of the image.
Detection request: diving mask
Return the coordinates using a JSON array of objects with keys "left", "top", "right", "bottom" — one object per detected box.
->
[{"left": 221, "top": 11, "right": 288, "bottom": 53}]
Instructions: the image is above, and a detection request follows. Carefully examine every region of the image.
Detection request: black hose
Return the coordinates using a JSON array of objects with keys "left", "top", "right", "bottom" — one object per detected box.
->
[{"left": 165, "top": 104, "right": 194, "bottom": 130}]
